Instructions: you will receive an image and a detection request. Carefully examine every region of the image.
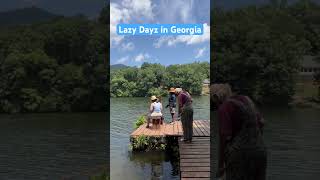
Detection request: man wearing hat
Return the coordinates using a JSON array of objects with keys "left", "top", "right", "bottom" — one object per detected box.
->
[
  {"left": 166, "top": 87, "right": 177, "bottom": 122},
  {"left": 175, "top": 88, "right": 193, "bottom": 142},
  {"left": 147, "top": 95, "right": 163, "bottom": 128}
]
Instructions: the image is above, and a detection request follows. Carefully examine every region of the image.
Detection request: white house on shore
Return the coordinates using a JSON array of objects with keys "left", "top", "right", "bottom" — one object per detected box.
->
[
  {"left": 201, "top": 79, "right": 210, "bottom": 95},
  {"left": 299, "top": 56, "right": 320, "bottom": 81}
]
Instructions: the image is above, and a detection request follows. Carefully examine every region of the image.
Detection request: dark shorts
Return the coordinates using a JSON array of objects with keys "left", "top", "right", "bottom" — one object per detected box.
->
[{"left": 170, "top": 107, "right": 175, "bottom": 114}]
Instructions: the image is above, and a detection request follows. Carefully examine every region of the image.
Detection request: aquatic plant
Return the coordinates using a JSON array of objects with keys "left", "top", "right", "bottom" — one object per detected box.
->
[
  {"left": 132, "top": 135, "right": 150, "bottom": 150},
  {"left": 131, "top": 136, "right": 166, "bottom": 152},
  {"left": 160, "top": 144, "right": 166, "bottom": 150},
  {"left": 134, "top": 115, "right": 146, "bottom": 129}
]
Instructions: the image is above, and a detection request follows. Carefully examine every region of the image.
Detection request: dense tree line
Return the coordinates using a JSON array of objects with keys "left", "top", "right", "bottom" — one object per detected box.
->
[
  {"left": 110, "top": 62, "right": 209, "bottom": 97},
  {"left": 211, "top": 0, "right": 320, "bottom": 104},
  {"left": 0, "top": 7, "right": 109, "bottom": 113}
]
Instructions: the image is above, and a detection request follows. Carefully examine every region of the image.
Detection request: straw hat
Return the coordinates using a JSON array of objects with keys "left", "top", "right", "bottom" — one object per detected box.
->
[
  {"left": 150, "top": 95, "right": 157, "bottom": 101},
  {"left": 175, "top": 88, "right": 182, "bottom": 94},
  {"left": 169, "top": 87, "right": 175, "bottom": 93}
]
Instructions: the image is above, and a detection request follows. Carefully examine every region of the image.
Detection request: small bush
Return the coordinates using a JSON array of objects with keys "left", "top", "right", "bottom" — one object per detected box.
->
[
  {"left": 132, "top": 135, "right": 150, "bottom": 150},
  {"left": 131, "top": 136, "right": 166, "bottom": 152},
  {"left": 134, "top": 115, "right": 146, "bottom": 129}
]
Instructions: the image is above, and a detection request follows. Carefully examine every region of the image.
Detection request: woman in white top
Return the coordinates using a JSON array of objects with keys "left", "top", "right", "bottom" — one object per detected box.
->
[{"left": 146, "top": 95, "right": 163, "bottom": 128}]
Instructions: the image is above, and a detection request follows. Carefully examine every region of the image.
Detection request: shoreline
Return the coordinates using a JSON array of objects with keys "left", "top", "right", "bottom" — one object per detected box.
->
[{"left": 0, "top": 111, "right": 107, "bottom": 115}]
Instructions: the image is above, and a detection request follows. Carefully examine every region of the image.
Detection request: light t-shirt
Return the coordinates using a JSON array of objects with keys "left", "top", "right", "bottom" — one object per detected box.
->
[{"left": 150, "top": 102, "right": 162, "bottom": 116}]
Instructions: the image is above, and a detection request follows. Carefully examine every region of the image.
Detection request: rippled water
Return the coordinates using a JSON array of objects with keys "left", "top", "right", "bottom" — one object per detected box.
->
[
  {"left": 1, "top": 100, "right": 318, "bottom": 180},
  {"left": 0, "top": 112, "right": 107, "bottom": 180},
  {"left": 211, "top": 107, "right": 320, "bottom": 180},
  {"left": 263, "top": 107, "right": 320, "bottom": 180},
  {"left": 110, "top": 96, "right": 210, "bottom": 180}
]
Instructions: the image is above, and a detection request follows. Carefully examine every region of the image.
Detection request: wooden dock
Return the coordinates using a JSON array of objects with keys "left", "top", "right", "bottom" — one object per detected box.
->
[
  {"left": 130, "top": 120, "right": 211, "bottom": 180},
  {"left": 179, "top": 137, "right": 210, "bottom": 180},
  {"left": 130, "top": 120, "right": 210, "bottom": 137}
]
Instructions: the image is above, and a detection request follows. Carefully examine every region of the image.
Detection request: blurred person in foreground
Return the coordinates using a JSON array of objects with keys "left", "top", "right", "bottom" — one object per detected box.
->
[{"left": 211, "top": 83, "right": 266, "bottom": 180}]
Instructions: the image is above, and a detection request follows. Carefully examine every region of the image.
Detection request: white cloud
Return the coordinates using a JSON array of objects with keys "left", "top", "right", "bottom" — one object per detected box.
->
[
  {"left": 121, "top": 42, "right": 135, "bottom": 51},
  {"left": 116, "top": 56, "right": 129, "bottom": 64},
  {"left": 157, "top": 0, "right": 195, "bottom": 23},
  {"left": 195, "top": 47, "right": 207, "bottom": 58},
  {"left": 135, "top": 53, "right": 150, "bottom": 62},
  {"left": 110, "top": 0, "right": 154, "bottom": 47},
  {"left": 153, "top": 36, "right": 172, "bottom": 48},
  {"left": 153, "top": 23, "right": 210, "bottom": 48},
  {"left": 121, "top": 0, "right": 154, "bottom": 20},
  {"left": 110, "top": 3, "right": 130, "bottom": 46}
]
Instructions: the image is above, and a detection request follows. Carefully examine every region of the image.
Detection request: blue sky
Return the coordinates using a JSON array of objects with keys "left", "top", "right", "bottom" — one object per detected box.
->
[{"left": 110, "top": 0, "right": 210, "bottom": 66}]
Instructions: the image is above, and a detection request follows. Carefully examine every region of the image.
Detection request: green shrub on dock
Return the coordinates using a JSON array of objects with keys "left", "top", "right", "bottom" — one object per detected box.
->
[
  {"left": 132, "top": 135, "right": 150, "bottom": 150},
  {"left": 131, "top": 136, "right": 166, "bottom": 151},
  {"left": 134, "top": 115, "right": 146, "bottom": 129},
  {"left": 160, "top": 144, "right": 166, "bottom": 150}
]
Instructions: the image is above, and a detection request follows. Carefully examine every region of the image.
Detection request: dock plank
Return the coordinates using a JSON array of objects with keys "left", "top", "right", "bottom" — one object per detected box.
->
[
  {"left": 192, "top": 121, "right": 201, "bottom": 136},
  {"left": 195, "top": 121, "right": 206, "bottom": 136},
  {"left": 178, "top": 121, "right": 183, "bottom": 136},
  {"left": 179, "top": 137, "right": 210, "bottom": 179},
  {"left": 130, "top": 120, "right": 210, "bottom": 180},
  {"left": 181, "top": 172, "right": 210, "bottom": 178},
  {"left": 130, "top": 120, "right": 210, "bottom": 138},
  {"left": 203, "top": 121, "right": 210, "bottom": 136}
]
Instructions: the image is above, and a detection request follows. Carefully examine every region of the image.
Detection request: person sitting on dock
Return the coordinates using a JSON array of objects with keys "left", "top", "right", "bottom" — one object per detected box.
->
[
  {"left": 146, "top": 95, "right": 163, "bottom": 128},
  {"left": 211, "top": 83, "right": 266, "bottom": 180},
  {"left": 166, "top": 87, "right": 177, "bottom": 122}
]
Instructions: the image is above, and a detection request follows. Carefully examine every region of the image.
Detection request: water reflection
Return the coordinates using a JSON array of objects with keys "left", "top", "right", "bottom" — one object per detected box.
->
[{"left": 128, "top": 150, "right": 180, "bottom": 180}]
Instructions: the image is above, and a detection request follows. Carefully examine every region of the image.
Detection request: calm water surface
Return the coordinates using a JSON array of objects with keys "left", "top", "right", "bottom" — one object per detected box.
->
[
  {"left": 0, "top": 112, "right": 107, "bottom": 180},
  {"left": 0, "top": 99, "right": 319, "bottom": 180},
  {"left": 112, "top": 97, "right": 320, "bottom": 180},
  {"left": 263, "top": 107, "right": 320, "bottom": 180},
  {"left": 211, "top": 107, "right": 320, "bottom": 180},
  {"left": 110, "top": 96, "right": 210, "bottom": 180}
]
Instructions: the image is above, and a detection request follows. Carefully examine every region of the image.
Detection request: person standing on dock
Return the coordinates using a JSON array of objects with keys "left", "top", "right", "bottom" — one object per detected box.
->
[
  {"left": 211, "top": 84, "right": 266, "bottom": 180},
  {"left": 166, "top": 87, "right": 177, "bottom": 122},
  {"left": 175, "top": 88, "right": 193, "bottom": 142}
]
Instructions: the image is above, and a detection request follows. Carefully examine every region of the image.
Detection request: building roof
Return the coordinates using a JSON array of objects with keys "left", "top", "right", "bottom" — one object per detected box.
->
[{"left": 301, "top": 56, "right": 320, "bottom": 68}]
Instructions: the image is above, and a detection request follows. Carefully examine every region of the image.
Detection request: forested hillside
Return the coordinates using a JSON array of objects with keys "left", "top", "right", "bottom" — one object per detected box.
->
[
  {"left": 110, "top": 62, "right": 210, "bottom": 97},
  {"left": 211, "top": 0, "right": 320, "bottom": 104},
  {"left": 0, "top": 7, "right": 109, "bottom": 113}
]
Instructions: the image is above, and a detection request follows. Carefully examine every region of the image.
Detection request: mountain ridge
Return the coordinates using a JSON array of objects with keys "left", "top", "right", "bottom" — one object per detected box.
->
[
  {"left": 110, "top": 64, "right": 129, "bottom": 70},
  {"left": 0, "top": 6, "right": 61, "bottom": 26}
]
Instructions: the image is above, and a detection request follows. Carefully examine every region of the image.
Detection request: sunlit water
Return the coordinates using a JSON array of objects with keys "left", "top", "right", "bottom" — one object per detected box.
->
[{"left": 110, "top": 96, "right": 210, "bottom": 180}]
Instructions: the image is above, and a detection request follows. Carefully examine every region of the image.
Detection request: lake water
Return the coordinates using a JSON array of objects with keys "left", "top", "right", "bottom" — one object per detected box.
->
[
  {"left": 262, "top": 107, "right": 320, "bottom": 180},
  {"left": 0, "top": 112, "right": 107, "bottom": 180},
  {"left": 0, "top": 98, "right": 319, "bottom": 180},
  {"left": 110, "top": 96, "right": 210, "bottom": 180},
  {"left": 112, "top": 97, "right": 320, "bottom": 180},
  {"left": 211, "top": 106, "right": 320, "bottom": 180}
]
